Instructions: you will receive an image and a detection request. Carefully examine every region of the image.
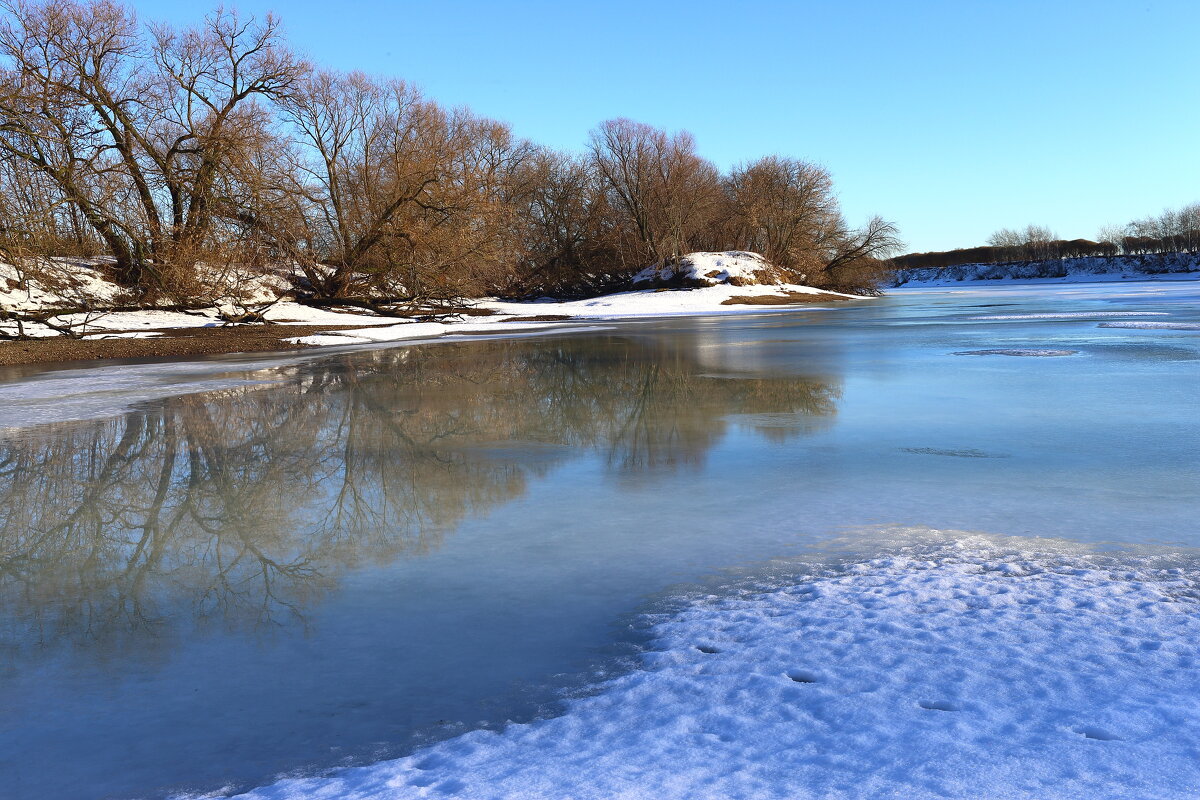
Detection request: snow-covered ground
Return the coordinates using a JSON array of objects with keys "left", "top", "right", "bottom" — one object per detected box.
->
[
  {"left": 891, "top": 254, "right": 1200, "bottom": 287},
  {"left": 290, "top": 284, "right": 858, "bottom": 347},
  {"left": 1, "top": 254, "right": 856, "bottom": 347},
  {"left": 223, "top": 531, "right": 1200, "bottom": 800},
  {"left": 631, "top": 251, "right": 794, "bottom": 287}
]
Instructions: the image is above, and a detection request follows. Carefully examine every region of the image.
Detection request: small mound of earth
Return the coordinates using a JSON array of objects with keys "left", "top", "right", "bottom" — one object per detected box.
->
[
  {"left": 952, "top": 349, "right": 1078, "bottom": 357},
  {"left": 631, "top": 251, "right": 798, "bottom": 289},
  {"left": 721, "top": 292, "right": 849, "bottom": 306},
  {"left": 500, "top": 314, "right": 574, "bottom": 322}
]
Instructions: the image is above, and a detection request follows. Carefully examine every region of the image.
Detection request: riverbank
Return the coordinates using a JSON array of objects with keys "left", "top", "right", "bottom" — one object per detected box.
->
[{"left": 0, "top": 282, "right": 857, "bottom": 368}]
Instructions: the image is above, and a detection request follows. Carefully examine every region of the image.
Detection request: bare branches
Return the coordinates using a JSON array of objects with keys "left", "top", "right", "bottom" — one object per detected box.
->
[
  {"left": 0, "top": 0, "right": 301, "bottom": 291},
  {"left": 0, "top": 1, "right": 903, "bottom": 304}
]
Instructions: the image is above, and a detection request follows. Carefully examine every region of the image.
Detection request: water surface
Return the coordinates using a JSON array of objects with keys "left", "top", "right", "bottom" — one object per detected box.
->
[{"left": 0, "top": 280, "right": 1197, "bottom": 799}]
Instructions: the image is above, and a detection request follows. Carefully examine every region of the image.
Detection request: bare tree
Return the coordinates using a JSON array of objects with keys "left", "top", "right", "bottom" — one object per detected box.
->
[
  {"left": 724, "top": 156, "right": 839, "bottom": 278},
  {"left": 281, "top": 71, "right": 535, "bottom": 304},
  {"left": 589, "top": 118, "right": 723, "bottom": 270},
  {"left": 0, "top": 0, "right": 303, "bottom": 292}
]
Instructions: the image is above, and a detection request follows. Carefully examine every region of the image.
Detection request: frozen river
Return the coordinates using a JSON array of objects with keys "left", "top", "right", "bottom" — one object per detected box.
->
[{"left": 1, "top": 280, "right": 1197, "bottom": 799}]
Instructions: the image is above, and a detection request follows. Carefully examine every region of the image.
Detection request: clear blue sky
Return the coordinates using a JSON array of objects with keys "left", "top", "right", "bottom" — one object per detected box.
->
[{"left": 135, "top": 0, "right": 1198, "bottom": 253}]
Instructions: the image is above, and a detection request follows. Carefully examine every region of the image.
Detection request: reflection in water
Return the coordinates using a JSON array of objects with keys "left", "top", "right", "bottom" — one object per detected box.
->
[{"left": 0, "top": 335, "right": 840, "bottom": 651}]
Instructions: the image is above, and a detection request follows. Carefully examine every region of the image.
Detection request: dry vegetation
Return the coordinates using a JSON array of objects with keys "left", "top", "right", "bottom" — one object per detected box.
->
[{"left": 0, "top": 0, "right": 901, "bottom": 331}]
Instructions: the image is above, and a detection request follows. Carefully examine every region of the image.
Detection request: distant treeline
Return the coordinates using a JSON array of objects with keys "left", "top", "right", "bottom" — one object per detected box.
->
[
  {"left": 0, "top": 1, "right": 900, "bottom": 306},
  {"left": 894, "top": 206, "right": 1200, "bottom": 270}
]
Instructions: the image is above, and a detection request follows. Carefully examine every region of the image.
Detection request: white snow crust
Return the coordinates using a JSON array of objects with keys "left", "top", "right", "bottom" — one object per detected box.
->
[
  {"left": 482, "top": 283, "right": 853, "bottom": 319},
  {"left": 227, "top": 533, "right": 1200, "bottom": 800}
]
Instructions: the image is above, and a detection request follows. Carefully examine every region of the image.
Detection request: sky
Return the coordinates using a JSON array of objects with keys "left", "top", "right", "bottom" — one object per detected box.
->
[{"left": 131, "top": 0, "right": 1199, "bottom": 254}]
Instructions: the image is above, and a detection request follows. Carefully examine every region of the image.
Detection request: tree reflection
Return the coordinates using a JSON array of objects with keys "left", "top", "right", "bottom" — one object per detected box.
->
[{"left": 0, "top": 334, "right": 840, "bottom": 647}]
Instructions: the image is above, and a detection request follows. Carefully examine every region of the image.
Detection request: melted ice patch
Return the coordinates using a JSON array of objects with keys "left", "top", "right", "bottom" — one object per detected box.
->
[
  {"left": 952, "top": 349, "right": 1078, "bottom": 357},
  {"left": 901, "top": 446, "right": 1009, "bottom": 458},
  {"left": 1098, "top": 321, "right": 1200, "bottom": 330},
  {"left": 966, "top": 312, "right": 1168, "bottom": 320},
  {"left": 230, "top": 539, "right": 1200, "bottom": 800}
]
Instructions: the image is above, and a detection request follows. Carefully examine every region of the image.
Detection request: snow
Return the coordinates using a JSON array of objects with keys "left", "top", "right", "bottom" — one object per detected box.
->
[
  {"left": 481, "top": 283, "right": 855, "bottom": 320},
  {"left": 632, "top": 251, "right": 793, "bottom": 287},
  {"left": 0, "top": 257, "right": 131, "bottom": 312},
  {"left": 260, "top": 304, "right": 403, "bottom": 326},
  {"left": 286, "top": 283, "right": 858, "bottom": 347},
  {"left": 80, "top": 331, "right": 165, "bottom": 340},
  {"left": 0, "top": 257, "right": 289, "bottom": 313},
  {"left": 283, "top": 320, "right": 588, "bottom": 347},
  {"left": 224, "top": 532, "right": 1200, "bottom": 800},
  {"left": 2, "top": 252, "right": 854, "bottom": 347}
]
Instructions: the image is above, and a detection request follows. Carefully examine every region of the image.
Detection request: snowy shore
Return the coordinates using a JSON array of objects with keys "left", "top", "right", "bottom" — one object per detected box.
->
[
  {"left": 220, "top": 530, "right": 1200, "bottom": 800},
  {"left": 286, "top": 282, "right": 857, "bottom": 348},
  {"left": 0, "top": 253, "right": 859, "bottom": 359}
]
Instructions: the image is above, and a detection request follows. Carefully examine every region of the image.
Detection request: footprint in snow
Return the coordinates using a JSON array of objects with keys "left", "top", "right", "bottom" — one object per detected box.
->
[
  {"left": 1075, "top": 726, "right": 1122, "bottom": 741},
  {"left": 787, "top": 670, "right": 820, "bottom": 684},
  {"left": 918, "top": 699, "right": 961, "bottom": 712},
  {"left": 695, "top": 644, "right": 721, "bottom": 654}
]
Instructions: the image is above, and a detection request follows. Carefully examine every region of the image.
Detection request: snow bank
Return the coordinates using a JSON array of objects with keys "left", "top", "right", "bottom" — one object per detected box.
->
[
  {"left": 1, "top": 252, "right": 854, "bottom": 347},
  {"left": 0, "top": 257, "right": 132, "bottom": 313},
  {"left": 631, "top": 251, "right": 795, "bottom": 288},
  {"left": 284, "top": 320, "right": 588, "bottom": 347},
  {"left": 0, "top": 257, "right": 289, "bottom": 313},
  {"left": 227, "top": 534, "right": 1200, "bottom": 800},
  {"left": 482, "top": 282, "right": 854, "bottom": 320},
  {"left": 891, "top": 254, "right": 1200, "bottom": 287}
]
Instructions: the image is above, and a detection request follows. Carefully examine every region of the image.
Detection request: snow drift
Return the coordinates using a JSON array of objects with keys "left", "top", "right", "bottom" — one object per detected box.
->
[{"left": 631, "top": 251, "right": 798, "bottom": 289}]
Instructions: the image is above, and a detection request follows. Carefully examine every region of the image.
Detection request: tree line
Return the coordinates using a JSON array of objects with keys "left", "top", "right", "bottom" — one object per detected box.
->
[
  {"left": 0, "top": 0, "right": 900, "bottom": 306},
  {"left": 894, "top": 205, "right": 1200, "bottom": 271}
]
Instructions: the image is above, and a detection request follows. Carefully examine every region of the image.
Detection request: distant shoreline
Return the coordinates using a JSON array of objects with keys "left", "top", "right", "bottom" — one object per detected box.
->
[{"left": 891, "top": 253, "right": 1200, "bottom": 287}]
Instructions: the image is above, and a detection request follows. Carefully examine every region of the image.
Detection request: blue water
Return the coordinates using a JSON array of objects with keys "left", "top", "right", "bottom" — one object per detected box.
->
[{"left": 0, "top": 280, "right": 1196, "bottom": 800}]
